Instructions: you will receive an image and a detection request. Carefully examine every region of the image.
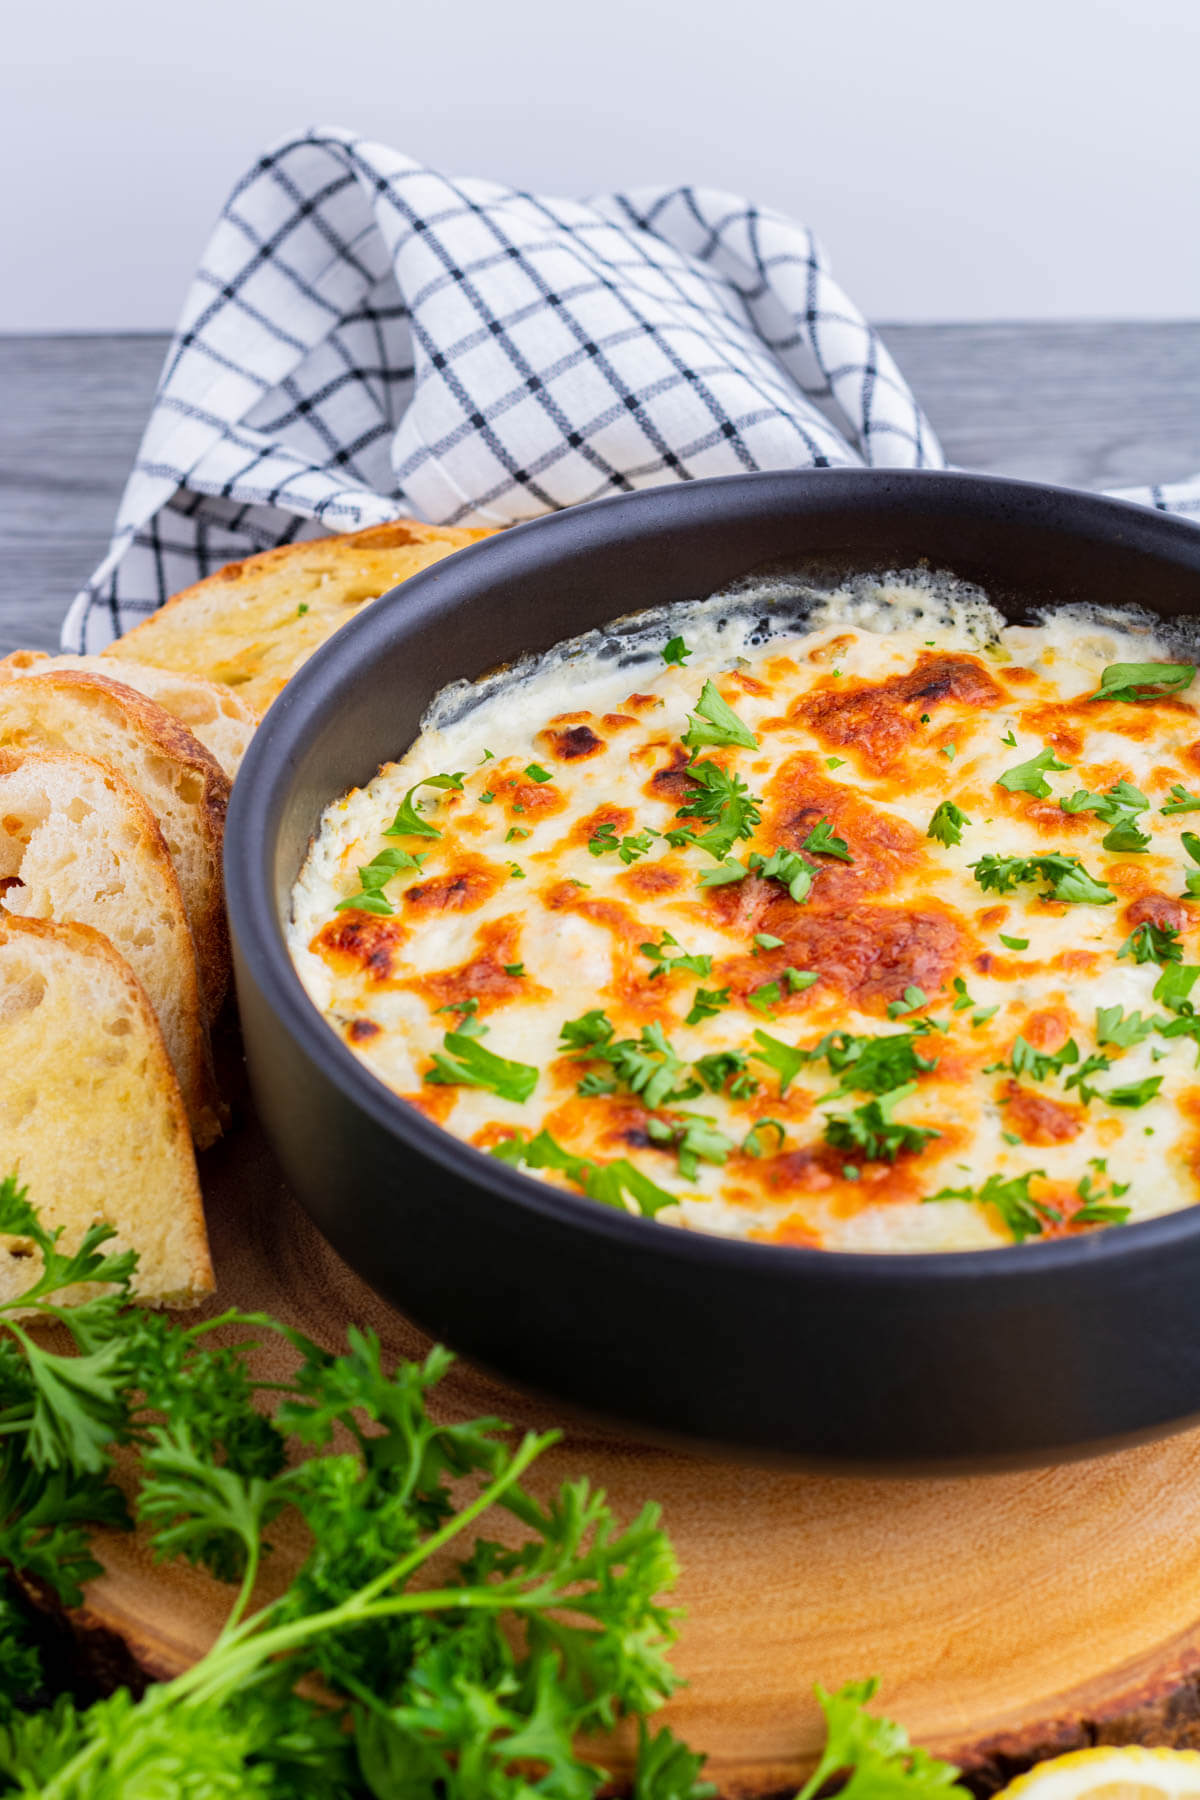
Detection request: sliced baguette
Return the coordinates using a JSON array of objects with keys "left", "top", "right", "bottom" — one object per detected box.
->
[
  {"left": 0, "top": 747, "right": 222, "bottom": 1147},
  {"left": 0, "top": 914, "right": 212, "bottom": 1309},
  {"left": 105, "top": 517, "right": 494, "bottom": 716},
  {"left": 0, "top": 651, "right": 254, "bottom": 779},
  {"left": 0, "top": 670, "right": 230, "bottom": 1022}
]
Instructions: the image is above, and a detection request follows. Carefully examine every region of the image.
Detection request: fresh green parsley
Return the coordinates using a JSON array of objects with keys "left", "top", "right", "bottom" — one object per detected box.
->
[
  {"left": 681, "top": 679, "right": 758, "bottom": 752},
  {"left": 685, "top": 986, "right": 731, "bottom": 1025},
  {"left": 996, "top": 746, "right": 1071, "bottom": 798},
  {"left": 425, "top": 1017, "right": 538, "bottom": 1102},
  {"left": 1118, "top": 920, "right": 1183, "bottom": 964},
  {"left": 296, "top": 601, "right": 309, "bottom": 616},
  {"left": 503, "top": 962, "right": 526, "bottom": 977},
  {"left": 384, "top": 771, "right": 465, "bottom": 838},
  {"left": 825, "top": 755, "right": 846, "bottom": 769},
  {"left": 886, "top": 986, "right": 927, "bottom": 1020},
  {"left": 694, "top": 1050, "right": 759, "bottom": 1098},
  {"left": 505, "top": 825, "right": 530, "bottom": 843},
  {"left": 524, "top": 763, "right": 554, "bottom": 782},
  {"left": 494, "top": 1128, "right": 679, "bottom": 1218},
  {"left": 1104, "top": 1076, "right": 1163, "bottom": 1108},
  {"left": 335, "top": 846, "right": 427, "bottom": 914},
  {"left": 927, "top": 1170, "right": 1055, "bottom": 1243},
  {"left": 588, "top": 822, "right": 657, "bottom": 863},
  {"left": 802, "top": 818, "right": 853, "bottom": 861},
  {"left": 645, "top": 1111, "right": 736, "bottom": 1180},
  {"left": 971, "top": 851, "right": 1115, "bottom": 905},
  {"left": 823, "top": 1084, "right": 939, "bottom": 1163},
  {"left": 1162, "top": 783, "right": 1200, "bottom": 814},
  {"left": 1182, "top": 831, "right": 1200, "bottom": 898},
  {"left": 742, "top": 1119, "right": 786, "bottom": 1158},
  {"left": 1061, "top": 779, "right": 1151, "bottom": 852},
  {"left": 999, "top": 933, "right": 1028, "bottom": 950},
  {"left": 927, "top": 801, "right": 970, "bottom": 847},
  {"left": 814, "top": 1029, "right": 938, "bottom": 1098},
  {"left": 754, "top": 932, "right": 785, "bottom": 952},
  {"left": 661, "top": 634, "right": 692, "bottom": 666},
  {"left": 749, "top": 1030, "right": 808, "bottom": 1097},
  {"left": 640, "top": 931, "right": 713, "bottom": 979},
  {"left": 1096, "top": 1004, "right": 1155, "bottom": 1048},
  {"left": 675, "top": 760, "right": 762, "bottom": 859},
  {"left": 747, "top": 981, "right": 781, "bottom": 1015},
  {"left": 1091, "top": 661, "right": 1196, "bottom": 702},
  {"left": 1154, "top": 961, "right": 1200, "bottom": 1013},
  {"left": 749, "top": 845, "right": 816, "bottom": 901}
]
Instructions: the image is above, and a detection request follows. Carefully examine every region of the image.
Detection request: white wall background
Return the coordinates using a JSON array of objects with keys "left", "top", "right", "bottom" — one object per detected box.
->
[{"left": 3, "top": 0, "right": 1197, "bottom": 332}]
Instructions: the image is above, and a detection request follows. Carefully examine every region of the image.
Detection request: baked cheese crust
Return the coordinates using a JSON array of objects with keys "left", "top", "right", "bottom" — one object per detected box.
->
[{"left": 289, "top": 577, "right": 1200, "bottom": 1252}]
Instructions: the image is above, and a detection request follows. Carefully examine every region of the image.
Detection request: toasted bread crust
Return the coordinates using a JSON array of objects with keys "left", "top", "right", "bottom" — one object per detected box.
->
[
  {"left": 0, "top": 670, "right": 231, "bottom": 1021},
  {"left": 0, "top": 913, "right": 212, "bottom": 1308},
  {"left": 0, "top": 745, "right": 223, "bottom": 1147},
  {"left": 106, "top": 517, "right": 495, "bottom": 717}
]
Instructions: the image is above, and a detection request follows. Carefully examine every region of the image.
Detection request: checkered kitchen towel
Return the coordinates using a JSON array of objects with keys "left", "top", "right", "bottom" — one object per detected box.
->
[{"left": 64, "top": 126, "right": 1200, "bottom": 653}]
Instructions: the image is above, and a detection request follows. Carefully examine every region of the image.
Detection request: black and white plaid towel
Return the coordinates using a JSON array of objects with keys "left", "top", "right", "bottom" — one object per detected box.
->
[{"left": 64, "top": 126, "right": 1200, "bottom": 653}]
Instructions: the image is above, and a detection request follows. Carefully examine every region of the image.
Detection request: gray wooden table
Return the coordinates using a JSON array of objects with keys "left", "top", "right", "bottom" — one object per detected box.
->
[{"left": 3, "top": 324, "right": 1200, "bottom": 658}]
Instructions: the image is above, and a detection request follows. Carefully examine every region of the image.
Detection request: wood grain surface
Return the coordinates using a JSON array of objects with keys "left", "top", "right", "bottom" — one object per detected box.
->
[
  {"left": 3, "top": 324, "right": 1200, "bottom": 658},
  {"left": 8, "top": 325, "right": 1200, "bottom": 1794},
  {"left": 63, "top": 1032, "right": 1200, "bottom": 1799}
]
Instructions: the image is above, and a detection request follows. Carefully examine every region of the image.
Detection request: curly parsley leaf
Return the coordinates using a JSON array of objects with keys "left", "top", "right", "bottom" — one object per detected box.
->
[
  {"left": 1090, "top": 661, "right": 1196, "bottom": 702},
  {"left": 796, "top": 1678, "right": 967, "bottom": 1800},
  {"left": 926, "top": 801, "right": 970, "bottom": 847},
  {"left": 681, "top": 680, "right": 758, "bottom": 752}
]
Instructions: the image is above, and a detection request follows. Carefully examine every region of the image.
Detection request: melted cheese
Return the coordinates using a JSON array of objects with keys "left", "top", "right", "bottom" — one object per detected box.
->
[{"left": 289, "top": 575, "right": 1200, "bottom": 1251}]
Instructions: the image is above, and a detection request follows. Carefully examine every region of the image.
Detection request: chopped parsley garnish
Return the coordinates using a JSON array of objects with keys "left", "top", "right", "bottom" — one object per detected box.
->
[
  {"left": 927, "top": 800, "right": 971, "bottom": 847},
  {"left": 681, "top": 679, "right": 758, "bottom": 751},
  {"left": 640, "top": 931, "right": 713, "bottom": 979},
  {"left": 785, "top": 967, "right": 819, "bottom": 992},
  {"left": 508, "top": 863, "right": 525, "bottom": 879},
  {"left": 1074, "top": 1163, "right": 1132, "bottom": 1226},
  {"left": 1104, "top": 1076, "right": 1163, "bottom": 1108},
  {"left": 940, "top": 742, "right": 956, "bottom": 761},
  {"left": 970, "top": 851, "right": 1115, "bottom": 905},
  {"left": 802, "top": 818, "right": 853, "bottom": 861},
  {"left": 1090, "top": 661, "right": 1196, "bottom": 702},
  {"left": 425, "top": 1019, "right": 538, "bottom": 1103},
  {"left": 1063, "top": 1053, "right": 1113, "bottom": 1105},
  {"left": 296, "top": 601, "right": 309, "bottom": 616},
  {"left": 1182, "top": 831, "right": 1200, "bottom": 897},
  {"left": 1118, "top": 920, "right": 1182, "bottom": 964},
  {"left": 999, "top": 933, "right": 1028, "bottom": 950},
  {"left": 335, "top": 846, "right": 427, "bottom": 914},
  {"left": 823, "top": 1083, "right": 939, "bottom": 1163},
  {"left": 825, "top": 755, "right": 846, "bottom": 769},
  {"left": 480, "top": 790, "right": 496, "bottom": 804},
  {"left": 742, "top": 1118, "right": 786, "bottom": 1158},
  {"left": 685, "top": 985, "right": 730, "bottom": 1025},
  {"left": 886, "top": 986, "right": 927, "bottom": 1019},
  {"left": 505, "top": 825, "right": 530, "bottom": 842},
  {"left": 813, "top": 1028, "right": 938, "bottom": 1097},
  {"left": 559, "top": 1008, "right": 614, "bottom": 1050},
  {"left": 503, "top": 962, "right": 526, "bottom": 977},
  {"left": 1061, "top": 779, "right": 1151, "bottom": 852},
  {"left": 1096, "top": 1004, "right": 1155, "bottom": 1047},
  {"left": 588, "top": 822, "right": 657, "bottom": 863},
  {"left": 697, "top": 856, "right": 750, "bottom": 888},
  {"left": 524, "top": 763, "right": 554, "bottom": 783},
  {"left": 747, "top": 981, "right": 781, "bottom": 1015},
  {"left": 749, "top": 845, "right": 815, "bottom": 901},
  {"left": 494, "top": 1128, "right": 678, "bottom": 1217},
  {"left": 1154, "top": 961, "right": 1200, "bottom": 1013},
  {"left": 675, "top": 760, "right": 762, "bottom": 858},
  {"left": 564, "top": 1020, "right": 696, "bottom": 1110},
  {"left": 926, "top": 1170, "right": 1055, "bottom": 1243},
  {"left": 1001, "top": 728, "right": 1018, "bottom": 747},
  {"left": 996, "top": 746, "right": 1071, "bottom": 797},
  {"left": 660, "top": 634, "right": 691, "bottom": 665},
  {"left": 1162, "top": 783, "right": 1200, "bottom": 814},
  {"left": 991, "top": 1034, "right": 1079, "bottom": 1083},
  {"left": 645, "top": 1111, "right": 735, "bottom": 1179},
  {"left": 749, "top": 1030, "right": 808, "bottom": 1097},
  {"left": 754, "top": 932, "right": 785, "bottom": 952},
  {"left": 951, "top": 977, "right": 974, "bottom": 1011},
  {"left": 694, "top": 1049, "right": 759, "bottom": 1097},
  {"left": 384, "top": 771, "right": 465, "bottom": 839}
]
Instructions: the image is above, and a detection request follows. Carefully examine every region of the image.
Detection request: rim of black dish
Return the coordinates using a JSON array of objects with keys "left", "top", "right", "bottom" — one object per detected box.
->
[{"left": 226, "top": 465, "right": 1200, "bottom": 1289}]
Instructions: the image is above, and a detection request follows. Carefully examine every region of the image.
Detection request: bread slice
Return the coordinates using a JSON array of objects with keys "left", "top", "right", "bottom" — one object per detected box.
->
[
  {"left": 0, "top": 914, "right": 212, "bottom": 1308},
  {"left": 0, "top": 671, "right": 230, "bottom": 1022},
  {"left": 0, "top": 747, "right": 222, "bottom": 1147},
  {"left": 0, "top": 651, "right": 254, "bottom": 779},
  {"left": 105, "top": 517, "right": 494, "bottom": 717}
]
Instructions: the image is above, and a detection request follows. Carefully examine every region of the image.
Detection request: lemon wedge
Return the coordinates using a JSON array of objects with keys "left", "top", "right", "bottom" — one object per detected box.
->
[{"left": 1003, "top": 1746, "right": 1200, "bottom": 1800}]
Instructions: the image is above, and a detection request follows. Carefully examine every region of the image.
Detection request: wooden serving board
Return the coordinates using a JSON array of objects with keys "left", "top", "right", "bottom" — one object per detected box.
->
[{"left": 66, "top": 1037, "right": 1200, "bottom": 1797}]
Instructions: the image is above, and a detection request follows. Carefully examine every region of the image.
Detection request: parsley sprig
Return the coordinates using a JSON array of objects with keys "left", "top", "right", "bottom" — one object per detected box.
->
[{"left": 971, "top": 851, "right": 1115, "bottom": 905}]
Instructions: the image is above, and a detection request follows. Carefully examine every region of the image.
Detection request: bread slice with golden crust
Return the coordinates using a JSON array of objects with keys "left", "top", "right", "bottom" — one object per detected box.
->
[
  {"left": 103, "top": 517, "right": 495, "bottom": 717},
  {"left": 0, "top": 914, "right": 212, "bottom": 1309},
  {"left": 0, "top": 651, "right": 254, "bottom": 779},
  {"left": 0, "top": 671, "right": 230, "bottom": 1023},
  {"left": 0, "top": 747, "right": 223, "bottom": 1147}
]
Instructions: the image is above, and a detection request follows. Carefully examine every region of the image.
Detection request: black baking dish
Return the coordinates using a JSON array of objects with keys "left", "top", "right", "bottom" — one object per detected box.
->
[{"left": 224, "top": 469, "right": 1200, "bottom": 1470}]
